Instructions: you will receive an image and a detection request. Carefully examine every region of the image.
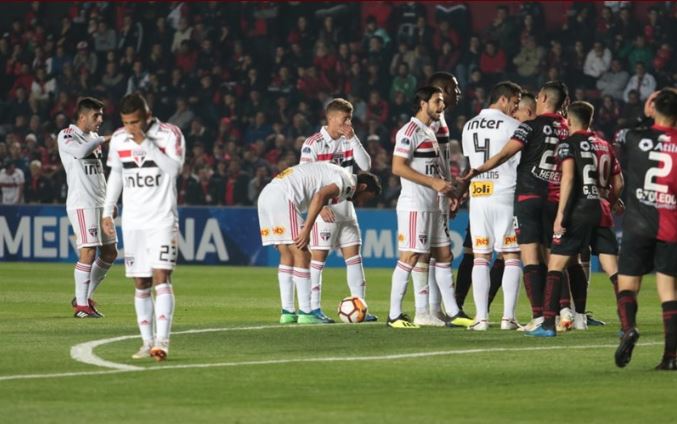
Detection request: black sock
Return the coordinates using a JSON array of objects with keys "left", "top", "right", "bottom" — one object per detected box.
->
[
  {"left": 610, "top": 273, "right": 619, "bottom": 298},
  {"left": 455, "top": 253, "right": 473, "bottom": 309},
  {"left": 568, "top": 263, "right": 588, "bottom": 313},
  {"left": 617, "top": 290, "right": 638, "bottom": 332},
  {"left": 488, "top": 258, "right": 505, "bottom": 309},
  {"left": 559, "top": 269, "right": 571, "bottom": 310},
  {"left": 662, "top": 301, "right": 677, "bottom": 360},
  {"left": 543, "top": 271, "right": 564, "bottom": 329},
  {"left": 523, "top": 264, "right": 545, "bottom": 318}
]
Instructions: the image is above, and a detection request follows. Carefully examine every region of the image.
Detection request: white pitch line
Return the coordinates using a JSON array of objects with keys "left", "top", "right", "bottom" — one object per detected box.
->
[{"left": 0, "top": 325, "right": 662, "bottom": 382}]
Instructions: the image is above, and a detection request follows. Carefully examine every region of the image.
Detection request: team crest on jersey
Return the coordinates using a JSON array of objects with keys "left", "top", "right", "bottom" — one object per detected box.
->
[
  {"left": 132, "top": 148, "right": 146, "bottom": 166},
  {"left": 302, "top": 147, "right": 311, "bottom": 154},
  {"left": 638, "top": 138, "right": 653, "bottom": 152},
  {"left": 418, "top": 234, "right": 428, "bottom": 245},
  {"left": 273, "top": 226, "right": 285, "bottom": 235},
  {"left": 88, "top": 226, "right": 98, "bottom": 238},
  {"left": 320, "top": 231, "right": 331, "bottom": 241},
  {"left": 125, "top": 256, "right": 135, "bottom": 267},
  {"left": 401, "top": 138, "right": 411, "bottom": 146}
]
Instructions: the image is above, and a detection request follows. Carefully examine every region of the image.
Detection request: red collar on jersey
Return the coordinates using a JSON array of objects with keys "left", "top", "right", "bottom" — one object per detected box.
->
[
  {"left": 652, "top": 124, "right": 675, "bottom": 133},
  {"left": 571, "top": 130, "right": 594, "bottom": 136}
]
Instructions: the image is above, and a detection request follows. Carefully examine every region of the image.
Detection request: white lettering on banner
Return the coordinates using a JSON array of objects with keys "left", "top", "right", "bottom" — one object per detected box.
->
[
  {"left": 0, "top": 216, "right": 30, "bottom": 257},
  {"left": 60, "top": 216, "right": 74, "bottom": 258},
  {"left": 178, "top": 218, "right": 194, "bottom": 260},
  {"left": 194, "top": 219, "right": 229, "bottom": 261},
  {"left": 363, "top": 229, "right": 395, "bottom": 258},
  {"left": 34, "top": 217, "right": 57, "bottom": 258}
]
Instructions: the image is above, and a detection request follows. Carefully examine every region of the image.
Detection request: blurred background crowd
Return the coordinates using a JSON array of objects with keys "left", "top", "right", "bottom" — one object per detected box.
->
[{"left": 0, "top": 2, "right": 674, "bottom": 207}]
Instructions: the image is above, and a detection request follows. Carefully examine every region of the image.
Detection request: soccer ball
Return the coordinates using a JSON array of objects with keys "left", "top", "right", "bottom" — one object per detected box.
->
[{"left": 337, "top": 296, "right": 368, "bottom": 323}]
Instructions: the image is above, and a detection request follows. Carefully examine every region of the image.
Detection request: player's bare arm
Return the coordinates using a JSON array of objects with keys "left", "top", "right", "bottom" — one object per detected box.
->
[
  {"left": 392, "top": 155, "right": 452, "bottom": 194},
  {"left": 462, "top": 138, "right": 523, "bottom": 180},
  {"left": 294, "top": 183, "right": 341, "bottom": 250},
  {"left": 611, "top": 172, "right": 625, "bottom": 215},
  {"left": 554, "top": 158, "right": 575, "bottom": 235}
]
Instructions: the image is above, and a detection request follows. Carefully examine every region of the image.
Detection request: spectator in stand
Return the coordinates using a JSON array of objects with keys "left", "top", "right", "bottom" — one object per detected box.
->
[
  {"left": 623, "top": 61, "right": 657, "bottom": 102},
  {"left": 479, "top": 40, "right": 506, "bottom": 85},
  {"left": 248, "top": 164, "right": 270, "bottom": 205},
  {"left": 72, "top": 41, "right": 97, "bottom": 76},
  {"left": 512, "top": 35, "right": 544, "bottom": 86},
  {"left": 623, "top": 35, "right": 653, "bottom": 71},
  {"left": 390, "top": 41, "right": 415, "bottom": 77},
  {"left": 618, "top": 89, "right": 643, "bottom": 127},
  {"left": 25, "top": 159, "right": 55, "bottom": 203},
  {"left": 485, "top": 6, "right": 515, "bottom": 56},
  {"left": 244, "top": 111, "right": 273, "bottom": 145},
  {"left": 597, "top": 58, "right": 630, "bottom": 101},
  {"left": 615, "top": 7, "right": 639, "bottom": 42},
  {"left": 0, "top": 160, "right": 25, "bottom": 204},
  {"left": 176, "top": 162, "right": 201, "bottom": 205},
  {"left": 171, "top": 16, "right": 192, "bottom": 53},
  {"left": 125, "top": 59, "right": 149, "bottom": 95},
  {"left": 100, "top": 61, "right": 126, "bottom": 99},
  {"left": 221, "top": 160, "right": 249, "bottom": 206},
  {"left": 596, "top": 95, "right": 621, "bottom": 139},
  {"left": 390, "top": 62, "right": 417, "bottom": 101},
  {"left": 583, "top": 41, "right": 612, "bottom": 87},
  {"left": 93, "top": 19, "right": 117, "bottom": 58},
  {"left": 168, "top": 97, "right": 195, "bottom": 132},
  {"left": 596, "top": 6, "right": 616, "bottom": 47},
  {"left": 366, "top": 90, "right": 389, "bottom": 126}
]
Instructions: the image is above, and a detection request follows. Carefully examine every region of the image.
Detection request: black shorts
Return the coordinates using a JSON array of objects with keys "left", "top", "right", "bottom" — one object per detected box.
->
[
  {"left": 514, "top": 197, "right": 556, "bottom": 246},
  {"left": 590, "top": 227, "right": 618, "bottom": 256},
  {"left": 463, "top": 224, "right": 472, "bottom": 249},
  {"left": 618, "top": 232, "right": 677, "bottom": 277},
  {"left": 550, "top": 219, "right": 595, "bottom": 257}
]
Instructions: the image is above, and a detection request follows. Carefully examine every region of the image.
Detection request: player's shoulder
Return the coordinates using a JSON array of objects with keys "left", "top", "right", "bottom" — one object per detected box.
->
[
  {"left": 303, "top": 131, "right": 323, "bottom": 146},
  {"left": 397, "top": 120, "right": 419, "bottom": 139},
  {"left": 155, "top": 120, "right": 184, "bottom": 141}
]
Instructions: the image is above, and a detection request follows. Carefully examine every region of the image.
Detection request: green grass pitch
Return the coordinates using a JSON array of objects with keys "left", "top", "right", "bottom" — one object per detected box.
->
[{"left": 0, "top": 262, "right": 674, "bottom": 423}]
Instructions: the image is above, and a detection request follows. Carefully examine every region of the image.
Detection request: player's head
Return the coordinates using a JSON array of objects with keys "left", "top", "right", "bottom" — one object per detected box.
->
[
  {"left": 536, "top": 81, "right": 569, "bottom": 115},
  {"left": 75, "top": 97, "right": 104, "bottom": 133},
  {"left": 353, "top": 172, "right": 382, "bottom": 206},
  {"left": 120, "top": 93, "right": 152, "bottom": 137},
  {"left": 488, "top": 81, "right": 522, "bottom": 116},
  {"left": 566, "top": 101, "right": 594, "bottom": 131},
  {"left": 428, "top": 71, "right": 461, "bottom": 110},
  {"left": 653, "top": 88, "right": 677, "bottom": 126},
  {"left": 513, "top": 92, "right": 536, "bottom": 122},
  {"left": 414, "top": 85, "right": 445, "bottom": 122},
  {"left": 325, "top": 98, "right": 353, "bottom": 132}
]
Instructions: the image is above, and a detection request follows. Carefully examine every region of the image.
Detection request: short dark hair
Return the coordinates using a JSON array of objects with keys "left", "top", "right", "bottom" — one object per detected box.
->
[
  {"left": 119, "top": 93, "right": 150, "bottom": 115},
  {"left": 428, "top": 72, "right": 457, "bottom": 90},
  {"left": 654, "top": 89, "right": 677, "bottom": 120},
  {"left": 413, "top": 85, "right": 443, "bottom": 112},
  {"left": 76, "top": 97, "right": 104, "bottom": 120},
  {"left": 326, "top": 98, "right": 353, "bottom": 115},
  {"left": 567, "top": 101, "right": 594, "bottom": 128},
  {"left": 489, "top": 81, "right": 522, "bottom": 105},
  {"left": 357, "top": 172, "right": 382, "bottom": 196},
  {"left": 541, "top": 80, "right": 569, "bottom": 111}
]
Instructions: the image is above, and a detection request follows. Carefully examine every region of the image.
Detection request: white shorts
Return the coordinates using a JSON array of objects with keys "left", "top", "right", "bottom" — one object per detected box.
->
[
  {"left": 397, "top": 210, "right": 449, "bottom": 253},
  {"left": 122, "top": 226, "right": 178, "bottom": 278},
  {"left": 67, "top": 207, "right": 117, "bottom": 249},
  {"left": 309, "top": 219, "right": 361, "bottom": 250},
  {"left": 257, "top": 184, "right": 304, "bottom": 246},
  {"left": 468, "top": 198, "right": 519, "bottom": 254}
]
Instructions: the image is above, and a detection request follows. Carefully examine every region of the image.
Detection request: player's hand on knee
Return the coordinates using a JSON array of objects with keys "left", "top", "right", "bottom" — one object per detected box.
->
[
  {"left": 320, "top": 206, "right": 335, "bottom": 223},
  {"left": 102, "top": 217, "right": 115, "bottom": 237},
  {"left": 294, "top": 231, "right": 310, "bottom": 250}
]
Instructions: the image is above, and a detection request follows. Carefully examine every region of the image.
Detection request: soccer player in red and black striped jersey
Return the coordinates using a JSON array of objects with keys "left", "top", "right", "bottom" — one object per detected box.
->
[
  {"left": 462, "top": 81, "right": 569, "bottom": 331},
  {"left": 613, "top": 88, "right": 677, "bottom": 370}
]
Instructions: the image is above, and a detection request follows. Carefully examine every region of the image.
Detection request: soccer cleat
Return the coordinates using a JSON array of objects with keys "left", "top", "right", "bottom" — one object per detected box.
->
[
  {"left": 364, "top": 313, "right": 378, "bottom": 322},
  {"left": 468, "top": 320, "right": 489, "bottom": 331},
  {"left": 525, "top": 326, "right": 556, "bottom": 337},
  {"left": 615, "top": 327, "right": 640, "bottom": 368},
  {"left": 413, "top": 311, "right": 446, "bottom": 327},
  {"left": 72, "top": 298, "right": 103, "bottom": 317},
  {"left": 279, "top": 309, "right": 298, "bottom": 324},
  {"left": 310, "top": 308, "right": 335, "bottom": 324},
  {"left": 446, "top": 313, "right": 475, "bottom": 328},
  {"left": 556, "top": 307, "right": 574, "bottom": 332},
  {"left": 573, "top": 312, "right": 588, "bottom": 330},
  {"left": 150, "top": 340, "right": 169, "bottom": 362},
  {"left": 387, "top": 314, "right": 419, "bottom": 329},
  {"left": 655, "top": 357, "right": 677, "bottom": 371},
  {"left": 131, "top": 341, "right": 154, "bottom": 359},
  {"left": 500, "top": 318, "right": 522, "bottom": 330},
  {"left": 73, "top": 305, "right": 101, "bottom": 318},
  {"left": 296, "top": 310, "right": 325, "bottom": 324},
  {"left": 585, "top": 311, "right": 606, "bottom": 326},
  {"left": 517, "top": 316, "right": 544, "bottom": 332}
]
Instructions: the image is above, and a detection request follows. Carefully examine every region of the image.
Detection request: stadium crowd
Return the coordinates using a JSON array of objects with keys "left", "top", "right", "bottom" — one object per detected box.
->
[{"left": 0, "top": 2, "right": 674, "bottom": 207}]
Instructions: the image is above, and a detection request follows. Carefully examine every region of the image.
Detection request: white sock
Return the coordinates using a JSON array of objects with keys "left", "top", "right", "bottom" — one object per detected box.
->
[
  {"left": 87, "top": 257, "right": 112, "bottom": 299},
  {"left": 134, "top": 288, "right": 154, "bottom": 342},
  {"left": 278, "top": 265, "right": 294, "bottom": 312},
  {"left": 434, "top": 261, "right": 460, "bottom": 316},
  {"left": 428, "top": 258, "right": 441, "bottom": 315},
  {"left": 412, "top": 262, "right": 430, "bottom": 315},
  {"left": 345, "top": 254, "right": 366, "bottom": 299},
  {"left": 471, "top": 258, "right": 490, "bottom": 321},
  {"left": 74, "top": 262, "right": 91, "bottom": 306},
  {"left": 389, "top": 261, "right": 412, "bottom": 320},
  {"left": 154, "top": 283, "right": 174, "bottom": 342},
  {"left": 502, "top": 259, "right": 522, "bottom": 319},
  {"left": 310, "top": 260, "right": 325, "bottom": 310},
  {"left": 293, "top": 267, "right": 311, "bottom": 313}
]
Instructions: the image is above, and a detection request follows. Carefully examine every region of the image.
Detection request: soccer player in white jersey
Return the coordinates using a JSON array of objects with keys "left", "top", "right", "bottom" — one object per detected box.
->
[
  {"left": 298, "top": 98, "right": 375, "bottom": 323},
  {"left": 387, "top": 86, "right": 457, "bottom": 328},
  {"left": 257, "top": 163, "right": 381, "bottom": 324},
  {"left": 461, "top": 81, "right": 523, "bottom": 330},
  {"left": 57, "top": 97, "right": 117, "bottom": 318},
  {"left": 102, "top": 93, "right": 185, "bottom": 361}
]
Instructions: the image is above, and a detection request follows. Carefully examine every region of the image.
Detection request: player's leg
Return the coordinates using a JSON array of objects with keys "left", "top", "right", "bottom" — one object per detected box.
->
[
  {"left": 308, "top": 219, "right": 333, "bottom": 321},
  {"left": 340, "top": 235, "right": 377, "bottom": 322},
  {"left": 500, "top": 252, "right": 522, "bottom": 330},
  {"left": 427, "top": 253, "right": 441, "bottom": 317},
  {"left": 148, "top": 226, "right": 179, "bottom": 361},
  {"left": 527, "top": 252, "right": 570, "bottom": 337},
  {"left": 68, "top": 208, "right": 101, "bottom": 317},
  {"left": 454, "top": 227, "right": 474, "bottom": 315},
  {"left": 291, "top": 243, "right": 320, "bottom": 324},
  {"left": 276, "top": 244, "right": 297, "bottom": 323},
  {"left": 125, "top": 228, "right": 155, "bottom": 359},
  {"left": 488, "top": 252, "right": 505, "bottom": 309},
  {"left": 567, "top": 255, "right": 590, "bottom": 329},
  {"left": 467, "top": 203, "right": 494, "bottom": 331},
  {"left": 85, "top": 208, "right": 118, "bottom": 313},
  {"left": 654, "top": 241, "right": 677, "bottom": 370},
  {"left": 515, "top": 199, "right": 547, "bottom": 329}
]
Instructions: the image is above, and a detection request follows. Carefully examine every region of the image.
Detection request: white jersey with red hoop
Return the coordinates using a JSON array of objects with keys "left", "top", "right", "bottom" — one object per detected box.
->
[
  {"left": 104, "top": 119, "right": 185, "bottom": 230},
  {"left": 57, "top": 124, "right": 106, "bottom": 210},
  {"left": 270, "top": 162, "right": 356, "bottom": 213},
  {"left": 393, "top": 117, "right": 441, "bottom": 212},
  {"left": 299, "top": 127, "right": 370, "bottom": 222}
]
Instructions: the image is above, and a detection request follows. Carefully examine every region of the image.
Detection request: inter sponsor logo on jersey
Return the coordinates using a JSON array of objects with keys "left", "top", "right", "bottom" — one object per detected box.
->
[{"left": 125, "top": 173, "right": 161, "bottom": 188}]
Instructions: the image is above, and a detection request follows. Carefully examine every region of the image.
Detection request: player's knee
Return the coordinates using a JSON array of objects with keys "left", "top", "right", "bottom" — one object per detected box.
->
[
  {"left": 100, "top": 245, "right": 118, "bottom": 263},
  {"left": 79, "top": 247, "right": 96, "bottom": 264}
]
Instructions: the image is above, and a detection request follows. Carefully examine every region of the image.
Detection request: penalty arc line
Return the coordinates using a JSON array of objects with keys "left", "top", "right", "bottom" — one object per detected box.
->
[{"left": 0, "top": 323, "right": 662, "bottom": 382}]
